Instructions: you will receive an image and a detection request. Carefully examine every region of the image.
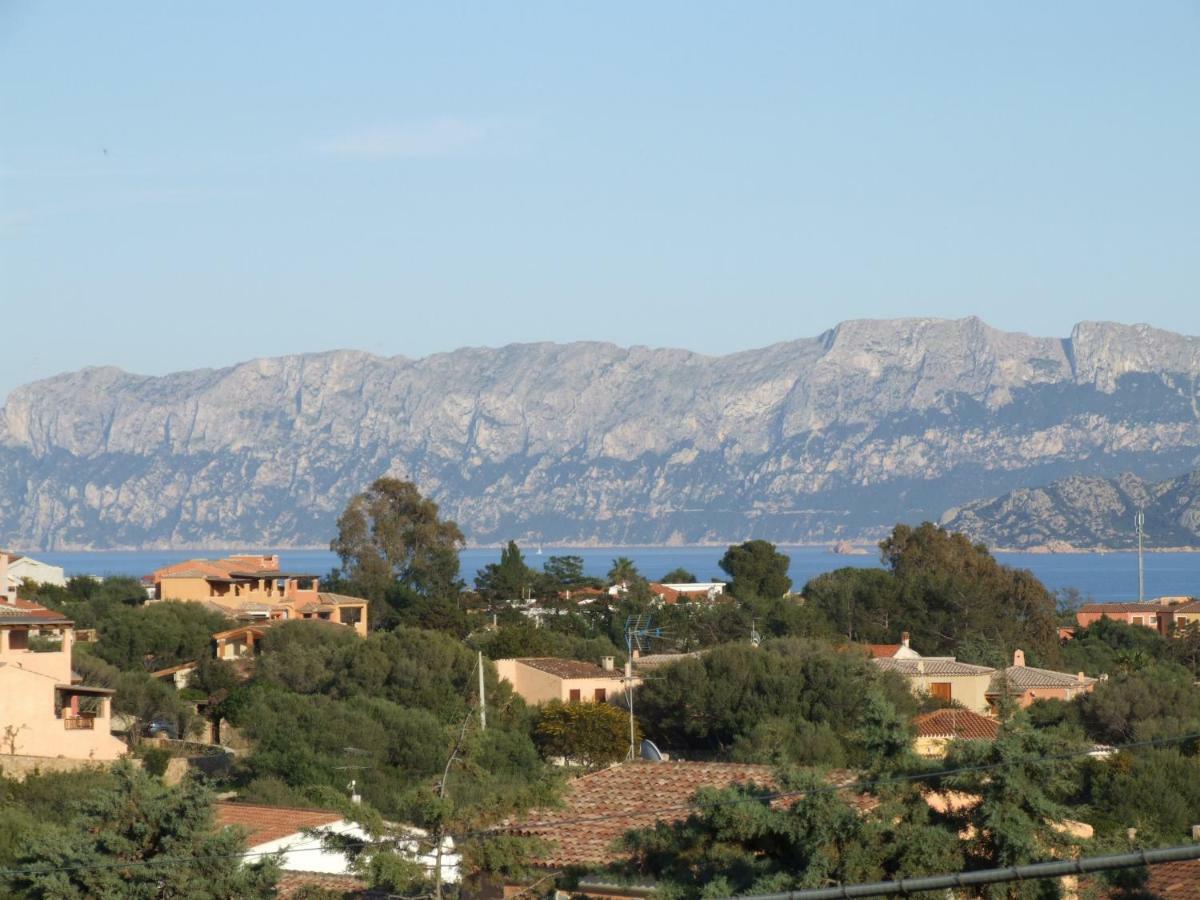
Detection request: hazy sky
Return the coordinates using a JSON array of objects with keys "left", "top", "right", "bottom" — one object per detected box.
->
[{"left": 2, "top": 2, "right": 1198, "bottom": 400}]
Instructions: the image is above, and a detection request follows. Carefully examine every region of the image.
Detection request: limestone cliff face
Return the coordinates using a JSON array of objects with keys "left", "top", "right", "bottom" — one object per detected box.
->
[
  {"left": 941, "top": 467, "right": 1200, "bottom": 550},
  {"left": 2, "top": 318, "right": 1199, "bottom": 549}
]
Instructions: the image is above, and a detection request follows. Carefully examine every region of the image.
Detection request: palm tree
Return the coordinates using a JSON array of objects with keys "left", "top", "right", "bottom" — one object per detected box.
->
[{"left": 607, "top": 557, "right": 639, "bottom": 587}]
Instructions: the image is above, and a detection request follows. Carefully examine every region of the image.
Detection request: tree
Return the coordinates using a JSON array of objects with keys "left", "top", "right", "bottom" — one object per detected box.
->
[
  {"left": 607, "top": 557, "right": 639, "bottom": 586},
  {"left": 718, "top": 540, "right": 792, "bottom": 600},
  {"left": 878, "top": 522, "right": 1060, "bottom": 663},
  {"left": 475, "top": 541, "right": 535, "bottom": 604},
  {"left": 802, "top": 568, "right": 901, "bottom": 642},
  {"left": 620, "top": 768, "right": 961, "bottom": 897},
  {"left": 535, "top": 701, "right": 633, "bottom": 769},
  {"left": 635, "top": 638, "right": 915, "bottom": 766},
  {"left": 91, "top": 601, "right": 232, "bottom": 671},
  {"left": 331, "top": 477, "right": 465, "bottom": 605},
  {"left": 5, "top": 762, "right": 278, "bottom": 898},
  {"left": 1078, "top": 663, "right": 1200, "bottom": 744},
  {"left": 661, "top": 567, "right": 697, "bottom": 584},
  {"left": 541, "top": 555, "right": 592, "bottom": 590},
  {"left": 942, "top": 714, "right": 1087, "bottom": 898}
]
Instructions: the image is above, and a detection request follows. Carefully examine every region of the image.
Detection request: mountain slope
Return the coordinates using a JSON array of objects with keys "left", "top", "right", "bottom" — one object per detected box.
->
[
  {"left": 2, "top": 317, "right": 1200, "bottom": 549},
  {"left": 941, "top": 466, "right": 1200, "bottom": 549}
]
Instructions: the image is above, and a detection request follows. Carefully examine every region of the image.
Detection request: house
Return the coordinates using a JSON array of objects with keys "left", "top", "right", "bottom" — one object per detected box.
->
[
  {"left": 912, "top": 708, "right": 1000, "bottom": 757},
  {"left": 151, "top": 660, "right": 199, "bottom": 690},
  {"left": 987, "top": 650, "right": 1097, "bottom": 709},
  {"left": 0, "top": 595, "right": 126, "bottom": 761},
  {"left": 503, "top": 761, "right": 779, "bottom": 873},
  {"left": 150, "top": 555, "right": 368, "bottom": 636},
  {"left": 216, "top": 801, "right": 458, "bottom": 896},
  {"left": 1167, "top": 600, "right": 1200, "bottom": 630},
  {"left": 661, "top": 582, "right": 726, "bottom": 601},
  {"left": 865, "top": 632, "right": 922, "bottom": 660},
  {"left": 1075, "top": 601, "right": 1179, "bottom": 635},
  {"left": 0, "top": 551, "right": 66, "bottom": 595},
  {"left": 872, "top": 650, "right": 995, "bottom": 714},
  {"left": 494, "top": 657, "right": 633, "bottom": 705}
]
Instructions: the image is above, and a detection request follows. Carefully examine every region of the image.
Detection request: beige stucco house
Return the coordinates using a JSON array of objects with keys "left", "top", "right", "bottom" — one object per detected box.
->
[
  {"left": 151, "top": 555, "right": 368, "bottom": 636},
  {"left": 873, "top": 655, "right": 995, "bottom": 714},
  {"left": 0, "top": 596, "right": 126, "bottom": 761},
  {"left": 495, "top": 657, "right": 633, "bottom": 705}
]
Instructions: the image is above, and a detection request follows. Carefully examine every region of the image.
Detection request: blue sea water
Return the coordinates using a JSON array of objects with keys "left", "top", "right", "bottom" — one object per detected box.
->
[{"left": 29, "top": 545, "right": 1200, "bottom": 603}]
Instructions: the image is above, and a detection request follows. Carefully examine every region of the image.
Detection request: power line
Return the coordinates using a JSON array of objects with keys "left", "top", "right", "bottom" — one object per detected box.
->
[
  {"left": 3, "top": 730, "right": 1196, "bottom": 882},
  {"left": 477, "top": 730, "right": 1200, "bottom": 837},
  {"left": 720, "top": 842, "right": 1200, "bottom": 899}
]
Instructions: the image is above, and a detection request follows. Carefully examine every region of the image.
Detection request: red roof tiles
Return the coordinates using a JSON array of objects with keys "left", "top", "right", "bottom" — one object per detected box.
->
[
  {"left": 505, "top": 761, "right": 778, "bottom": 868},
  {"left": 913, "top": 709, "right": 1000, "bottom": 740},
  {"left": 517, "top": 657, "right": 625, "bottom": 680},
  {"left": 215, "top": 802, "right": 343, "bottom": 847}
]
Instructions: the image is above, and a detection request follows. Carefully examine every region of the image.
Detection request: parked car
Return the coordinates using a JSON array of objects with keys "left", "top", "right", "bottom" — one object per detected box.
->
[{"left": 143, "top": 718, "right": 178, "bottom": 740}]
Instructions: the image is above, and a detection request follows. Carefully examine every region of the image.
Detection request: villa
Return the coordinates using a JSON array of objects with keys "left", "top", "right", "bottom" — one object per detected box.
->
[
  {"left": 495, "top": 656, "right": 634, "bottom": 705},
  {"left": 0, "top": 595, "right": 126, "bottom": 762},
  {"left": 150, "top": 555, "right": 368, "bottom": 635}
]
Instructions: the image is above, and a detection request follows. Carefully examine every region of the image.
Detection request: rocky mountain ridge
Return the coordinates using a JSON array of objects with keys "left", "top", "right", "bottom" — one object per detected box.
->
[
  {"left": 2, "top": 317, "right": 1200, "bottom": 549},
  {"left": 941, "top": 466, "right": 1200, "bottom": 550}
]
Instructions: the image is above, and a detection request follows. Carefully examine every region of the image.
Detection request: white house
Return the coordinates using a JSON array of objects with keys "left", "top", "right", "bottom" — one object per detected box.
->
[
  {"left": 1, "top": 551, "right": 67, "bottom": 596},
  {"left": 216, "top": 802, "right": 460, "bottom": 885},
  {"left": 662, "top": 581, "right": 726, "bottom": 600}
]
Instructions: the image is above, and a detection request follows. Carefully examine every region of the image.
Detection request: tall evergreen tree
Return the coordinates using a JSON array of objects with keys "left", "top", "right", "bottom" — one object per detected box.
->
[{"left": 475, "top": 540, "right": 535, "bottom": 603}]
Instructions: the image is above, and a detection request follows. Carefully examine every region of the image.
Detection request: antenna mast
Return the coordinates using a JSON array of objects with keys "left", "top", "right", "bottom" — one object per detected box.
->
[{"left": 1135, "top": 509, "right": 1146, "bottom": 603}]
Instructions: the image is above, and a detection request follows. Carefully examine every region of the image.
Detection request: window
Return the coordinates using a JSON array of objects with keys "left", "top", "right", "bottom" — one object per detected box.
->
[
  {"left": 594, "top": 688, "right": 607, "bottom": 702},
  {"left": 568, "top": 689, "right": 581, "bottom": 702},
  {"left": 930, "top": 682, "right": 952, "bottom": 701},
  {"left": 1132, "top": 616, "right": 1144, "bottom": 626}
]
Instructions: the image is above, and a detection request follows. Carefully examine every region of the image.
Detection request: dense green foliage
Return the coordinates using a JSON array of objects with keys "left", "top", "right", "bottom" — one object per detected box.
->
[
  {"left": 805, "top": 523, "right": 1060, "bottom": 663},
  {"left": 535, "top": 700, "right": 633, "bottom": 769},
  {"left": 2, "top": 763, "right": 278, "bottom": 898},
  {"left": 21, "top": 576, "right": 148, "bottom": 629},
  {"left": 475, "top": 540, "right": 536, "bottom": 603},
  {"left": 635, "top": 638, "right": 915, "bottom": 767},
  {"left": 718, "top": 540, "right": 793, "bottom": 600},
  {"left": 92, "top": 601, "right": 232, "bottom": 671},
  {"left": 330, "top": 476, "right": 466, "bottom": 623}
]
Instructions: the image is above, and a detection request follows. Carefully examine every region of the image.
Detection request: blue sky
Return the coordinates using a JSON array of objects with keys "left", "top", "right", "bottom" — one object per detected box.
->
[{"left": 2, "top": 2, "right": 1197, "bottom": 400}]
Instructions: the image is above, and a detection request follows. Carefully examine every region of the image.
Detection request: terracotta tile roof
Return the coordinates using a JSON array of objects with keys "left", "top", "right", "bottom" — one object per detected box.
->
[
  {"left": 866, "top": 644, "right": 903, "bottom": 659},
  {"left": 150, "top": 660, "right": 198, "bottom": 678},
  {"left": 647, "top": 583, "right": 681, "bottom": 604},
  {"left": 989, "top": 666, "right": 1096, "bottom": 693},
  {"left": 913, "top": 709, "right": 1000, "bottom": 740},
  {"left": 874, "top": 658, "right": 995, "bottom": 677},
  {"left": 276, "top": 871, "right": 366, "bottom": 898},
  {"left": 504, "top": 761, "right": 779, "bottom": 868},
  {"left": 633, "top": 651, "right": 704, "bottom": 672},
  {"left": 215, "top": 802, "right": 343, "bottom": 847},
  {"left": 0, "top": 597, "right": 71, "bottom": 624},
  {"left": 517, "top": 657, "right": 625, "bottom": 680},
  {"left": 1083, "top": 858, "right": 1200, "bottom": 898},
  {"left": 1078, "top": 602, "right": 1174, "bottom": 614},
  {"left": 316, "top": 592, "right": 368, "bottom": 606}
]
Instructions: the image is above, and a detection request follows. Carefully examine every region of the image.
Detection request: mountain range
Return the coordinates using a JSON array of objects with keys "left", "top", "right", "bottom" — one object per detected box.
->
[{"left": 3, "top": 317, "right": 1200, "bottom": 550}]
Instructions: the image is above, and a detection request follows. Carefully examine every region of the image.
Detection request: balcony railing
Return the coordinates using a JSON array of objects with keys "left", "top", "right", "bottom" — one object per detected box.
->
[{"left": 63, "top": 716, "right": 96, "bottom": 730}]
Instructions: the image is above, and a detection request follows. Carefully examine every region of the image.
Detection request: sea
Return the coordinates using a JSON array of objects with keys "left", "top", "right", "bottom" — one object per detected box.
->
[{"left": 27, "top": 546, "right": 1200, "bottom": 604}]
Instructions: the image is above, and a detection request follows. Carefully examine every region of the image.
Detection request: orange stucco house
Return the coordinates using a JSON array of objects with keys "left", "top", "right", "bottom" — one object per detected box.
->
[{"left": 0, "top": 596, "right": 126, "bottom": 761}]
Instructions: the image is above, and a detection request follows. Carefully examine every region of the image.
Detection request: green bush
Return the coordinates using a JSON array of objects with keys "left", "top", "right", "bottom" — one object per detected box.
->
[{"left": 139, "top": 747, "right": 172, "bottom": 778}]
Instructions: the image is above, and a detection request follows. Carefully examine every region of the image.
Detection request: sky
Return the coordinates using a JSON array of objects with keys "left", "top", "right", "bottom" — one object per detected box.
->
[{"left": 2, "top": 2, "right": 1198, "bottom": 400}]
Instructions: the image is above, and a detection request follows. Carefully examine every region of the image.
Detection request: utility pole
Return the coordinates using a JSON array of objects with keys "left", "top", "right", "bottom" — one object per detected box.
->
[
  {"left": 1135, "top": 509, "right": 1146, "bottom": 603},
  {"left": 477, "top": 651, "right": 487, "bottom": 731},
  {"left": 625, "top": 657, "right": 636, "bottom": 761}
]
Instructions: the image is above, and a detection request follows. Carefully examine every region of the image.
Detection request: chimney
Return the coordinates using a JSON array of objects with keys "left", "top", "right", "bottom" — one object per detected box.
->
[
  {"left": 601, "top": 656, "right": 614, "bottom": 671},
  {"left": 632, "top": 648, "right": 640, "bottom": 660},
  {"left": 1077, "top": 671, "right": 1086, "bottom": 683},
  {"left": 916, "top": 660, "right": 925, "bottom": 675},
  {"left": 1192, "top": 824, "right": 1200, "bottom": 842},
  {"left": 1013, "top": 649, "right": 1026, "bottom": 667},
  {"left": 901, "top": 631, "right": 910, "bottom": 649}
]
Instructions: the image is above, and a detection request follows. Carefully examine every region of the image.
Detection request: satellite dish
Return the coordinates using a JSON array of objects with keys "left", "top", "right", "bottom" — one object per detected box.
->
[{"left": 640, "top": 739, "right": 664, "bottom": 761}]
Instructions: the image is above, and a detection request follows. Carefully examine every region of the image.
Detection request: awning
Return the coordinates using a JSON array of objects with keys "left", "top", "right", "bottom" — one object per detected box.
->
[{"left": 55, "top": 684, "right": 115, "bottom": 695}]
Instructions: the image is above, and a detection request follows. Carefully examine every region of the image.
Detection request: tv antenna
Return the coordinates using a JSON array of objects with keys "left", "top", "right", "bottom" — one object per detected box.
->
[
  {"left": 1135, "top": 509, "right": 1148, "bottom": 603},
  {"left": 333, "top": 746, "right": 371, "bottom": 805},
  {"left": 622, "top": 616, "right": 664, "bottom": 760}
]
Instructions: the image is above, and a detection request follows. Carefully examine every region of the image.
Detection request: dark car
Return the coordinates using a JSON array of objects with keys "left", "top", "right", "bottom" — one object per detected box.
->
[{"left": 144, "top": 718, "right": 178, "bottom": 740}]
